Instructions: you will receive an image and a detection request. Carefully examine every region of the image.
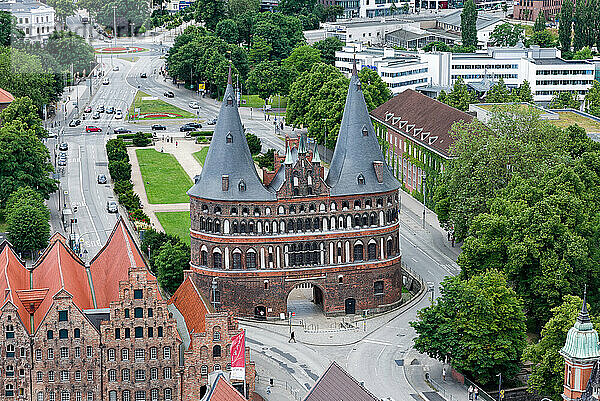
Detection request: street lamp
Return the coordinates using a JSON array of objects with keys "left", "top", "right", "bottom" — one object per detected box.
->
[
  {"left": 497, "top": 373, "right": 503, "bottom": 401},
  {"left": 427, "top": 281, "right": 434, "bottom": 305},
  {"left": 211, "top": 278, "right": 218, "bottom": 310}
]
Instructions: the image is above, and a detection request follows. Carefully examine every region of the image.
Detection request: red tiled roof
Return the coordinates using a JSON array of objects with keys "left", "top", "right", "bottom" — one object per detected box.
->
[
  {"left": 304, "top": 362, "right": 379, "bottom": 401},
  {"left": 89, "top": 219, "right": 156, "bottom": 308},
  {"left": 16, "top": 288, "right": 49, "bottom": 315},
  {"left": 207, "top": 374, "right": 247, "bottom": 401},
  {"left": 32, "top": 238, "right": 93, "bottom": 330},
  {"left": 370, "top": 89, "right": 473, "bottom": 158},
  {"left": 168, "top": 277, "right": 211, "bottom": 334},
  {"left": 0, "top": 88, "right": 14, "bottom": 104},
  {"left": 0, "top": 242, "right": 30, "bottom": 331}
]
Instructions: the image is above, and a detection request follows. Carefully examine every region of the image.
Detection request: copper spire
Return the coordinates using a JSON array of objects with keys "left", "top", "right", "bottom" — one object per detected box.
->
[
  {"left": 227, "top": 63, "right": 232, "bottom": 85},
  {"left": 351, "top": 54, "right": 357, "bottom": 76},
  {"left": 578, "top": 284, "right": 592, "bottom": 324}
]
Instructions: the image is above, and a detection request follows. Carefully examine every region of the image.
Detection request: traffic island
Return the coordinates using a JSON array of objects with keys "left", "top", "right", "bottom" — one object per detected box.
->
[
  {"left": 135, "top": 148, "right": 193, "bottom": 204},
  {"left": 128, "top": 90, "right": 195, "bottom": 120}
]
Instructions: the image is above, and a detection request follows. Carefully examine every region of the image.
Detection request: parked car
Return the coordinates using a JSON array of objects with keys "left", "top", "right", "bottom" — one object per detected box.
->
[
  {"left": 187, "top": 122, "right": 202, "bottom": 129},
  {"left": 140, "top": 73, "right": 147, "bottom": 78},
  {"left": 113, "top": 66, "right": 119, "bottom": 71},
  {"left": 102, "top": 78, "right": 109, "bottom": 85},
  {"left": 164, "top": 91, "right": 174, "bottom": 98},
  {"left": 113, "top": 127, "right": 131, "bottom": 135},
  {"left": 59, "top": 152, "right": 67, "bottom": 158},
  {"left": 58, "top": 159, "right": 67, "bottom": 166},
  {"left": 106, "top": 107, "right": 115, "bottom": 114},
  {"left": 84, "top": 106, "right": 92, "bottom": 113},
  {"left": 59, "top": 143, "right": 68, "bottom": 151},
  {"left": 96, "top": 105, "right": 105, "bottom": 113},
  {"left": 106, "top": 201, "right": 118, "bottom": 213},
  {"left": 115, "top": 111, "right": 123, "bottom": 119},
  {"left": 68, "top": 119, "right": 81, "bottom": 127},
  {"left": 206, "top": 118, "right": 217, "bottom": 125},
  {"left": 179, "top": 124, "right": 196, "bottom": 132},
  {"left": 151, "top": 124, "right": 166, "bottom": 130},
  {"left": 189, "top": 101, "right": 199, "bottom": 109},
  {"left": 97, "top": 174, "right": 107, "bottom": 184},
  {"left": 92, "top": 112, "right": 100, "bottom": 119},
  {"left": 85, "top": 126, "right": 102, "bottom": 132}
]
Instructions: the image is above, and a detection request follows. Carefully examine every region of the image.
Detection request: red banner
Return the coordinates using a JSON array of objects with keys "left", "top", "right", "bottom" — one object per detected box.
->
[{"left": 230, "top": 331, "right": 245, "bottom": 380}]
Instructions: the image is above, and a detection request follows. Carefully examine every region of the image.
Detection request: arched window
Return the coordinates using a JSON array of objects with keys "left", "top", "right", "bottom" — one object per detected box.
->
[
  {"left": 240, "top": 222, "right": 246, "bottom": 233},
  {"left": 201, "top": 250, "right": 208, "bottom": 266},
  {"left": 47, "top": 330, "right": 54, "bottom": 339},
  {"left": 288, "top": 220, "right": 294, "bottom": 232},
  {"left": 278, "top": 206, "right": 285, "bottom": 214},
  {"left": 354, "top": 214, "right": 361, "bottom": 227},
  {"left": 362, "top": 125, "right": 369, "bottom": 136},
  {"left": 253, "top": 207, "right": 261, "bottom": 216},
  {"left": 226, "top": 132, "right": 233, "bottom": 143},
  {"left": 238, "top": 180, "right": 246, "bottom": 192},
  {"left": 387, "top": 239, "right": 394, "bottom": 257},
  {"left": 212, "top": 345, "right": 222, "bottom": 358},
  {"left": 368, "top": 243, "right": 377, "bottom": 260},
  {"left": 247, "top": 251, "right": 257, "bottom": 269},
  {"left": 357, "top": 174, "right": 365, "bottom": 185},
  {"left": 342, "top": 201, "right": 349, "bottom": 210},
  {"left": 362, "top": 213, "right": 368, "bottom": 227},
  {"left": 74, "top": 328, "right": 80, "bottom": 338},
  {"left": 206, "top": 218, "right": 213, "bottom": 232},
  {"left": 313, "top": 218, "right": 320, "bottom": 230},
  {"left": 59, "top": 329, "right": 68, "bottom": 339},
  {"left": 354, "top": 200, "right": 361, "bottom": 209},
  {"left": 214, "top": 219, "right": 221, "bottom": 233},
  {"left": 213, "top": 252, "right": 222, "bottom": 269},
  {"left": 353, "top": 243, "right": 364, "bottom": 261},
  {"left": 242, "top": 207, "right": 249, "bottom": 216},
  {"left": 201, "top": 365, "right": 208, "bottom": 376},
  {"left": 231, "top": 207, "right": 238, "bottom": 216},
  {"left": 232, "top": 252, "right": 242, "bottom": 269},
  {"left": 232, "top": 221, "right": 239, "bottom": 233},
  {"left": 214, "top": 206, "right": 222, "bottom": 214}
]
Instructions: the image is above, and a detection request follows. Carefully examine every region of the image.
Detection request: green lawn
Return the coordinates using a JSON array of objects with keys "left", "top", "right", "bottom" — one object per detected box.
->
[
  {"left": 193, "top": 147, "right": 209, "bottom": 166},
  {"left": 240, "top": 94, "right": 287, "bottom": 109},
  {"left": 135, "top": 149, "right": 193, "bottom": 204},
  {"left": 129, "top": 90, "right": 195, "bottom": 119},
  {"left": 156, "top": 211, "right": 191, "bottom": 245},
  {"left": 117, "top": 55, "right": 140, "bottom": 62}
]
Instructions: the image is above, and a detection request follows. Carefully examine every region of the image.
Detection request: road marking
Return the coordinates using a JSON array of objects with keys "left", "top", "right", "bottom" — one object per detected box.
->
[
  {"left": 363, "top": 339, "right": 401, "bottom": 347},
  {"left": 411, "top": 257, "right": 418, "bottom": 263},
  {"left": 400, "top": 232, "right": 458, "bottom": 277},
  {"left": 78, "top": 145, "right": 102, "bottom": 244}
]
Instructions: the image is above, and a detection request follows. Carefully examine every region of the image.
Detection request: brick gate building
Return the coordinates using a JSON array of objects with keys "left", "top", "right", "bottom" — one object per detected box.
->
[{"left": 187, "top": 64, "right": 403, "bottom": 319}]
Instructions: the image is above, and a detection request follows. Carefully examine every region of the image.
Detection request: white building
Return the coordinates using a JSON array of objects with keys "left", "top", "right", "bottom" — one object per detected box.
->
[
  {"left": 0, "top": 0, "right": 55, "bottom": 42},
  {"left": 336, "top": 43, "right": 429, "bottom": 94},
  {"left": 436, "top": 10, "right": 503, "bottom": 48},
  {"left": 358, "top": 0, "right": 413, "bottom": 18},
  {"left": 420, "top": 47, "right": 594, "bottom": 103},
  {"left": 325, "top": 19, "right": 411, "bottom": 45}
]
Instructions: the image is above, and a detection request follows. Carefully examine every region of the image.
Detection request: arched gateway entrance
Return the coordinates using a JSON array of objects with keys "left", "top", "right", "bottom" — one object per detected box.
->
[{"left": 286, "top": 283, "right": 324, "bottom": 318}]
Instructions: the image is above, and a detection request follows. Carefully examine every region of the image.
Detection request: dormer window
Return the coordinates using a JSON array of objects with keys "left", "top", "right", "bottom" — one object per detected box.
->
[
  {"left": 362, "top": 125, "right": 368, "bottom": 137},
  {"left": 239, "top": 180, "right": 246, "bottom": 192},
  {"left": 356, "top": 80, "right": 362, "bottom": 91},
  {"left": 357, "top": 174, "right": 365, "bottom": 185},
  {"left": 226, "top": 132, "right": 233, "bottom": 143},
  {"left": 226, "top": 96, "right": 233, "bottom": 106}
]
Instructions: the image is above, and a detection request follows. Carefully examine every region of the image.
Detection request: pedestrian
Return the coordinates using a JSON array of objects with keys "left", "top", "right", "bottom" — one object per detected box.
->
[
  {"left": 474, "top": 388, "right": 478, "bottom": 400},
  {"left": 442, "top": 367, "right": 446, "bottom": 381},
  {"left": 289, "top": 331, "right": 296, "bottom": 343},
  {"left": 175, "top": 141, "right": 178, "bottom": 147},
  {"left": 468, "top": 385, "right": 473, "bottom": 400},
  {"left": 447, "top": 232, "right": 451, "bottom": 241}
]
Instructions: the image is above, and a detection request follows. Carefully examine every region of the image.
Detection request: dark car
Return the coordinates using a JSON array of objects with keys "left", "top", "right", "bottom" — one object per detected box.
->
[
  {"left": 58, "top": 159, "right": 67, "bottom": 166},
  {"left": 97, "top": 174, "right": 107, "bottom": 184},
  {"left": 179, "top": 124, "right": 195, "bottom": 132},
  {"left": 68, "top": 119, "right": 81, "bottom": 127},
  {"left": 85, "top": 126, "right": 102, "bottom": 132},
  {"left": 164, "top": 91, "right": 174, "bottom": 98},
  {"left": 151, "top": 124, "right": 166, "bottom": 130},
  {"left": 59, "top": 143, "right": 68, "bottom": 151},
  {"left": 113, "top": 127, "right": 131, "bottom": 135},
  {"left": 187, "top": 122, "right": 202, "bottom": 129},
  {"left": 140, "top": 73, "right": 147, "bottom": 78},
  {"left": 106, "top": 107, "right": 115, "bottom": 114}
]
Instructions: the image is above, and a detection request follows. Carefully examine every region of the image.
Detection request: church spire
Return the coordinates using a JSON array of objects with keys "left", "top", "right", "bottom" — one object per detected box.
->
[
  {"left": 579, "top": 285, "right": 592, "bottom": 324},
  {"left": 312, "top": 139, "right": 321, "bottom": 164}
]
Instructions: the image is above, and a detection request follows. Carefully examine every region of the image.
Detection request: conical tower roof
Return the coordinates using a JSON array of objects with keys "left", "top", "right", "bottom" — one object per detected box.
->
[
  {"left": 325, "top": 60, "right": 399, "bottom": 196},
  {"left": 561, "top": 292, "right": 600, "bottom": 361},
  {"left": 188, "top": 67, "right": 275, "bottom": 201}
]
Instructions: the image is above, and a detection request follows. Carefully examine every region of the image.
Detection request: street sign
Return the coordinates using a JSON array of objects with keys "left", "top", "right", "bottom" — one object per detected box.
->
[{"left": 198, "top": 83, "right": 205, "bottom": 90}]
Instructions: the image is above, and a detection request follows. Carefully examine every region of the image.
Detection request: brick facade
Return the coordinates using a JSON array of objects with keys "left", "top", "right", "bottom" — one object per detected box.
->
[{"left": 0, "top": 302, "right": 31, "bottom": 401}]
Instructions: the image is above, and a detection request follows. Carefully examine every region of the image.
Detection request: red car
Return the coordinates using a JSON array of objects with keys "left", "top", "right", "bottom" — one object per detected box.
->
[{"left": 85, "top": 126, "right": 102, "bottom": 132}]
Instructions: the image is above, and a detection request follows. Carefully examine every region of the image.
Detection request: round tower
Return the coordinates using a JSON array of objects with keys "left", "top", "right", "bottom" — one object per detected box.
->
[{"left": 560, "top": 296, "right": 600, "bottom": 401}]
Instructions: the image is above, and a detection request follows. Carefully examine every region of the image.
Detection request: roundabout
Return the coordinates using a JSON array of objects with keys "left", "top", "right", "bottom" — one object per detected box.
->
[{"left": 95, "top": 46, "right": 147, "bottom": 54}]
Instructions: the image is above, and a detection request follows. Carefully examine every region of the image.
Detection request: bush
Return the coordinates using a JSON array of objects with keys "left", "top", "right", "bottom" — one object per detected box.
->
[
  {"left": 246, "top": 132, "right": 262, "bottom": 155},
  {"left": 256, "top": 148, "right": 275, "bottom": 170},
  {"left": 195, "top": 137, "right": 211, "bottom": 144},
  {"left": 108, "top": 160, "right": 132, "bottom": 182},
  {"left": 113, "top": 179, "right": 134, "bottom": 195},
  {"left": 116, "top": 132, "right": 153, "bottom": 140},
  {"left": 106, "top": 138, "right": 129, "bottom": 162},
  {"left": 132, "top": 132, "right": 152, "bottom": 147},
  {"left": 118, "top": 190, "right": 141, "bottom": 211},
  {"left": 189, "top": 131, "right": 213, "bottom": 137},
  {"left": 129, "top": 209, "right": 150, "bottom": 224}
]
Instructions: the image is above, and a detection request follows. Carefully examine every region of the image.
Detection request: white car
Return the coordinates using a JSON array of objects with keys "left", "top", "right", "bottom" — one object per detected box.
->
[
  {"left": 189, "top": 101, "right": 199, "bottom": 109},
  {"left": 103, "top": 78, "right": 109, "bottom": 85},
  {"left": 113, "top": 66, "right": 119, "bottom": 71},
  {"left": 115, "top": 110, "right": 123, "bottom": 119}
]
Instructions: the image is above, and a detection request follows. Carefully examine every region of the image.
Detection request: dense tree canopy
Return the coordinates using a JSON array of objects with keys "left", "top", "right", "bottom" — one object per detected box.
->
[
  {"left": 312, "top": 37, "right": 343, "bottom": 65},
  {"left": 533, "top": 11, "right": 546, "bottom": 32},
  {"left": 282, "top": 45, "right": 322, "bottom": 75},
  {"left": 461, "top": 0, "right": 478, "bottom": 48},
  {"left": 411, "top": 270, "right": 527, "bottom": 385},
  {"left": 437, "top": 77, "right": 476, "bottom": 111},
  {"left": 585, "top": 81, "right": 600, "bottom": 117},
  {"left": 559, "top": 0, "right": 573, "bottom": 51},
  {"left": 0, "top": 97, "right": 47, "bottom": 138},
  {"left": 216, "top": 19, "right": 239, "bottom": 44},
  {"left": 548, "top": 91, "right": 580, "bottom": 109},
  {"left": 357, "top": 67, "right": 391, "bottom": 111},
  {"left": 6, "top": 186, "right": 50, "bottom": 253},
  {"left": 155, "top": 242, "right": 187, "bottom": 293},
  {"left": 489, "top": 23, "right": 524, "bottom": 47},
  {"left": 93, "top": 0, "right": 150, "bottom": 35},
  {"left": 45, "top": 31, "right": 95, "bottom": 74},
  {"left": 246, "top": 60, "right": 294, "bottom": 100}
]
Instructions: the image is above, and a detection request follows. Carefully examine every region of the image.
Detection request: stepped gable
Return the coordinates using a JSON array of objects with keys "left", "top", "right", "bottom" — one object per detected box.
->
[
  {"left": 326, "top": 60, "right": 399, "bottom": 196},
  {"left": 89, "top": 218, "right": 156, "bottom": 308},
  {"left": 188, "top": 66, "right": 275, "bottom": 201},
  {"left": 168, "top": 277, "right": 212, "bottom": 335},
  {"left": 31, "top": 235, "right": 93, "bottom": 330},
  {"left": 304, "top": 361, "right": 379, "bottom": 401},
  {"left": 0, "top": 242, "right": 31, "bottom": 331}
]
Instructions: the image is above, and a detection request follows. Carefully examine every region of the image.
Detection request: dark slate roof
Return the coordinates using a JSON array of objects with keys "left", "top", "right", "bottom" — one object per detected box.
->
[
  {"left": 579, "top": 360, "right": 600, "bottom": 401},
  {"left": 188, "top": 70, "right": 275, "bottom": 201},
  {"left": 326, "top": 64, "right": 399, "bottom": 196},
  {"left": 304, "top": 361, "right": 379, "bottom": 401}
]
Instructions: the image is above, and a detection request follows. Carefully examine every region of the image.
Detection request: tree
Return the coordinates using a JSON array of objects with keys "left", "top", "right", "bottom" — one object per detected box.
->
[
  {"left": 312, "top": 37, "right": 343, "bottom": 65},
  {"left": 0, "top": 97, "right": 46, "bottom": 138},
  {"left": 216, "top": 19, "right": 239, "bottom": 44},
  {"left": 6, "top": 200, "right": 50, "bottom": 253},
  {"left": 282, "top": 45, "right": 322, "bottom": 75},
  {"left": 533, "top": 11, "right": 547, "bottom": 32},
  {"left": 573, "top": 46, "right": 592, "bottom": 59},
  {"left": 461, "top": 0, "right": 478, "bottom": 48},
  {"left": 528, "top": 29, "right": 556, "bottom": 47},
  {"left": 559, "top": 0, "right": 573, "bottom": 51},
  {"left": 517, "top": 80, "right": 533, "bottom": 102},
  {"left": 46, "top": 0, "right": 76, "bottom": 23},
  {"left": 277, "top": 0, "right": 317, "bottom": 15},
  {"left": 489, "top": 23, "right": 525, "bottom": 47},
  {"left": 140, "top": 228, "right": 183, "bottom": 272},
  {"left": 524, "top": 295, "right": 591, "bottom": 401},
  {"left": 44, "top": 31, "right": 95, "bottom": 75},
  {"left": 256, "top": 148, "right": 275, "bottom": 170},
  {"left": 548, "top": 91, "right": 580, "bottom": 109},
  {"left": 93, "top": 0, "right": 149, "bottom": 36},
  {"left": 155, "top": 242, "right": 187, "bottom": 293},
  {"left": 108, "top": 160, "right": 132, "bottom": 182},
  {"left": 246, "top": 132, "right": 262, "bottom": 155},
  {"left": 0, "top": 123, "right": 56, "bottom": 207},
  {"left": 106, "top": 138, "right": 129, "bottom": 162},
  {"left": 190, "top": 0, "right": 226, "bottom": 31},
  {"left": 234, "top": 10, "right": 256, "bottom": 48},
  {"left": 485, "top": 78, "right": 511, "bottom": 103},
  {"left": 246, "top": 61, "right": 294, "bottom": 101},
  {"left": 0, "top": 11, "right": 22, "bottom": 46},
  {"left": 572, "top": 0, "right": 590, "bottom": 51},
  {"left": 248, "top": 36, "right": 273, "bottom": 64},
  {"left": 411, "top": 270, "right": 527, "bottom": 385},
  {"left": 422, "top": 41, "right": 452, "bottom": 52},
  {"left": 585, "top": 80, "right": 600, "bottom": 117},
  {"left": 227, "top": 0, "right": 260, "bottom": 17},
  {"left": 437, "top": 77, "right": 476, "bottom": 111},
  {"left": 358, "top": 67, "right": 392, "bottom": 111}
]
